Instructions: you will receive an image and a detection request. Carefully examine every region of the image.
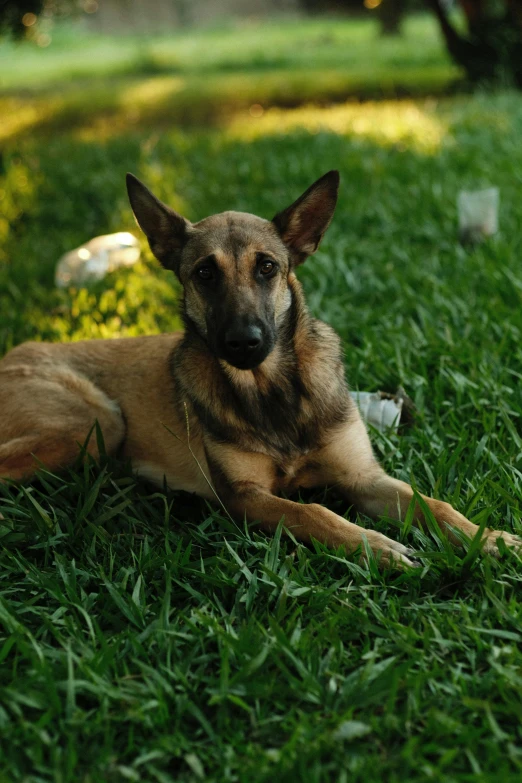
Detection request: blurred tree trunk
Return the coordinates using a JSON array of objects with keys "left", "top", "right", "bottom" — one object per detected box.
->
[
  {"left": 379, "top": 0, "right": 406, "bottom": 36},
  {"left": 426, "top": 0, "right": 522, "bottom": 87}
]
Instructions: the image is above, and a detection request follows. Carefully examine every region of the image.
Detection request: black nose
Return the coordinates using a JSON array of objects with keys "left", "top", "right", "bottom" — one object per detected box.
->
[{"left": 224, "top": 324, "right": 263, "bottom": 361}]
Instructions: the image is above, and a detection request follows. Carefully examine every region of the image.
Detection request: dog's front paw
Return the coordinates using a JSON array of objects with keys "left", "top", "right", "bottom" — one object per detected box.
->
[
  {"left": 482, "top": 528, "right": 522, "bottom": 557},
  {"left": 366, "top": 532, "right": 421, "bottom": 570}
]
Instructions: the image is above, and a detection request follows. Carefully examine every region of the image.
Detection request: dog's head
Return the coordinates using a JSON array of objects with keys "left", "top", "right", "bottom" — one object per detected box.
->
[{"left": 127, "top": 171, "right": 339, "bottom": 370}]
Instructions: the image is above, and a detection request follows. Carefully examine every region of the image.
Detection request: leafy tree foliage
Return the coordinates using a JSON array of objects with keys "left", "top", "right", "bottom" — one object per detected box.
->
[{"left": 0, "top": 0, "right": 43, "bottom": 37}]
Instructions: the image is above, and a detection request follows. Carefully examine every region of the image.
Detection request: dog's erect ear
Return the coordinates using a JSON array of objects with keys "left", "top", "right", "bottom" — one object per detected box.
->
[
  {"left": 272, "top": 170, "right": 339, "bottom": 266},
  {"left": 126, "top": 173, "right": 190, "bottom": 275}
]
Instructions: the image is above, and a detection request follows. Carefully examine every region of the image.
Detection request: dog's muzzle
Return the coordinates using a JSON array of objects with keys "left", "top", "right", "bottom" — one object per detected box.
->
[{"left": 220, "top": 320, "right": 272, "bottom": 370}]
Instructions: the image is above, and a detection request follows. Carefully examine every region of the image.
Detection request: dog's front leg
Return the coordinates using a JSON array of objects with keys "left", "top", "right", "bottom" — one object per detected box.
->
[
  {"left": 318, "top": 416, "right": 522, "bottom": 556},
  {"left": 206, "top": 441, "right": 416, "bottom": 568},
  {"left": 228, "top": 488, "right": 418, "bottom": 568}
]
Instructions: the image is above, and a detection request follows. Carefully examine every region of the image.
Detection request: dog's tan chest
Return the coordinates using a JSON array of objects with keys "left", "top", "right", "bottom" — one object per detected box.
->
[{"left": 273, "top": 453, "right": 325, "bottom": 494}]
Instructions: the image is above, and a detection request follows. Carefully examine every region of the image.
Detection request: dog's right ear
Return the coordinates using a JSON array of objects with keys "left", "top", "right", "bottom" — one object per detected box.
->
[{"left": 126, "top": 173, "right": 190, "bottom": 276}]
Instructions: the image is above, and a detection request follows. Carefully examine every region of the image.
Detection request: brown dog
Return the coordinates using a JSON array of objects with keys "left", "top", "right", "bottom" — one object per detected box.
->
[{"left": 0, "top": 171, "right": 519, "bottom": 566}]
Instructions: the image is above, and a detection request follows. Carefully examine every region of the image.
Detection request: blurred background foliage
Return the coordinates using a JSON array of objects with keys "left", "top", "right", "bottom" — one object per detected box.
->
[{"left": 1, "top": 0, "right": 522, "bottom": 84}]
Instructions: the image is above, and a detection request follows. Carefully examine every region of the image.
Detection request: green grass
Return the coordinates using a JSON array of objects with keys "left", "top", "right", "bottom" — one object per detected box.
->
[
  {"left": 0, "top": 14, "right": 461, "bottom": 143},
  {"left": 2, "top": 85, "right": 522, "bottom": 780}
]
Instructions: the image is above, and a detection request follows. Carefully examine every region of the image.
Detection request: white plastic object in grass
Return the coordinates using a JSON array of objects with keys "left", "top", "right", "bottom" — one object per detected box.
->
[
  {"left": 457, "top": 187, "right": 499, "bottom": 244},
  {"left": 55, "top": 232, "right": 141, "bottom": 288},
  {"left": 350, "top": 391, "right": 403, "bottom": 434}
]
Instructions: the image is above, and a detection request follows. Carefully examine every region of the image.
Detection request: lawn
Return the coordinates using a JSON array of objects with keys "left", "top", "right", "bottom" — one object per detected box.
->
[{"left": 2, "top": 18, "right": 522, "bottom": 783}]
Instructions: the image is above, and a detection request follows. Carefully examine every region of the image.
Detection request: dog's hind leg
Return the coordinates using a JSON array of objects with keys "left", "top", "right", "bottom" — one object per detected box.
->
[{"left": 0, "top": 361, "right": 125, "bottom": 482}]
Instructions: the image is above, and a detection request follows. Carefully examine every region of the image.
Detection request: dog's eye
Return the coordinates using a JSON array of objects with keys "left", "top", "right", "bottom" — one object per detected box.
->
[
  {"left": 197, "top": 265, "right": 214, "bottom": 281},
  {"left": 259, "top": 260, "right": 275, "bottom": 276}
]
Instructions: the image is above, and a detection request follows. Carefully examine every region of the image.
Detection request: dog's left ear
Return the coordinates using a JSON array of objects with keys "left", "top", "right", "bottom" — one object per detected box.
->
[
  {"left": 126, "top": 173, "right": 191, "bottom": 276},
  {"left": 272, "top": 170, "right": 339, "bottom": 266}
]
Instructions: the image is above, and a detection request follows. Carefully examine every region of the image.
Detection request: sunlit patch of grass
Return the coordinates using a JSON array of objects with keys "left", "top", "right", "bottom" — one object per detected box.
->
[
  {"left": 0, "top": 97, "right": 55, "bottom": 144},
  {"left": 0, "top": 157, "right": 41, "bottom": 261},
  {"left": 227, "top": 99, "right": 448, "bottom": 153},
  {"left": 22, "top": 263, "right": 182, "bottom": 344},
  {"left": 118, "top": 75, "right": 185, "bottom": 109},
  {"left": 0, "top": 72, "right": 454, "bottom": 146}
]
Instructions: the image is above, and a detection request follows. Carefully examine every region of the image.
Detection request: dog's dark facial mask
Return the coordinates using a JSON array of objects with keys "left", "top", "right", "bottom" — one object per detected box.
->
[{"left": 126, "top": 171, "right": 339, "bottom": 370}]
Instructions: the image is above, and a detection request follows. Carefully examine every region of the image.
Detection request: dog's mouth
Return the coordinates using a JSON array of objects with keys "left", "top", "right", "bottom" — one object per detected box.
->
[
  {"left": 225, "top": 356, "right": 266, "bottom": 371},
  {"left": 220, "top": 342, "right": 273, "bottom": 371}
]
